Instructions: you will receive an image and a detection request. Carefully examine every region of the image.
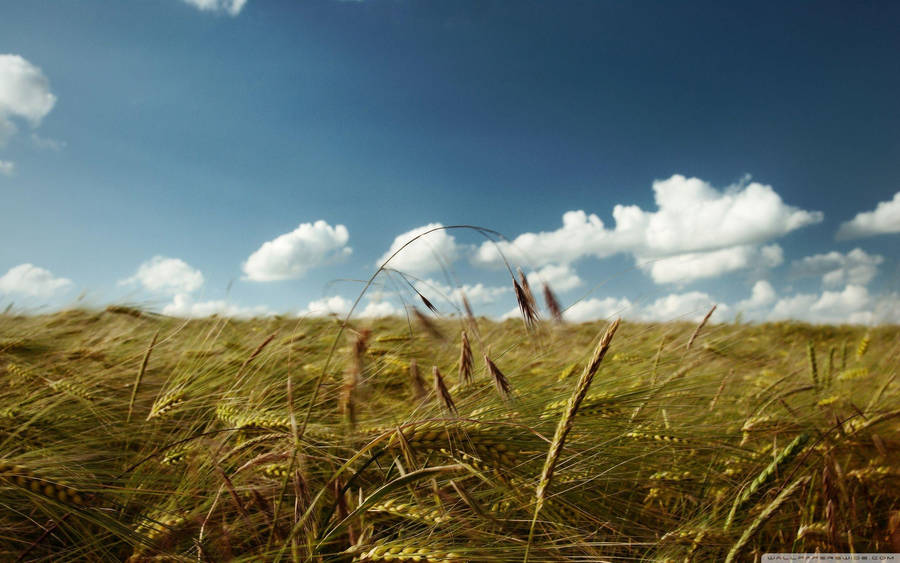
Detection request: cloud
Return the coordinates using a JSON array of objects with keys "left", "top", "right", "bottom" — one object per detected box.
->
[
  {"left": 640, "top": 291, "right": 729, "bottom": 322},
  {"left": 565, "top": 297, "right": 633, "bottom": 323},
  {"left": 526, "top": 263, "right": 583, "bottom": 292},
  {"left": 299, "top": 295, "right": 400, "bottom": 318},
  {"left": 769, "top": 284, "right": 876, "bottom": 325},
  {"left": 474, "top": 210, "right": 616, "bottom": 267},
  {"left": 0, "top": 263, "right": 72, "bottom": 298},
  {"left": 0, "top": 55, "right": 56, "bottom": 146},
  {"left": 836, "top": 192, "right": 900, "bottom": 239},
  {"left": 378, "top": 223, "right": 461, "bottom": 276},
  {"left": 163, "top": 293, "right": 271, "bottom": 318},
  {"left": 0, "top": 160, "right": 13, "bottom": 176},
  {"left": 359, "top": 300, "right": 400, "bottom": 318},
  {"left": 121, "top": 256, "right": 204, "bottom": 295},
  {"left": 791, "top": 248, "right": 883, "bottom": 288},
  {"left": 415, "top": 279, "right": 508, "bottom": 309},
  {"left": 243, "top": 220, "right": 352, "bottom": 282},
  {"left": 474, "top": 175, "right": 822, "bottom": 285},
  {"left": 644, "top": 244, "right": 783, "bottom": 284},
  {"left": 735, "top": 280, "right": 777, "bottom": 312},
  {"left": 181, "top": 0, "right": 248, "bottom": 16}
]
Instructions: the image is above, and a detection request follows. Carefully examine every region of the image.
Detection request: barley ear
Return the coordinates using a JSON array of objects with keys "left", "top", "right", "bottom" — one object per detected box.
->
[
  {"left": 433, "top": 366, "right": 457, "bottom": 416},
  {"left": 524, "top": 318, "right": 620, "bottom": 563},
  {"left": 725, "top": 476, "right": 810, "bottom": 563},
  {"left": 542, "top": 283, "right": 563, "bottom": 323},
  {"left": 686, "top": 304, "right": 716, "bottom": 350},
  {"left": 409, "top": 359, "right": 427, "bottom": 401},
  {"left": 484, "top": 354, "right": 512, "bottom": 401},
  {"left": 458, "top": 330, "right": 473, "bottom": 386},
  {"left": 513, "top": 273, "right": 539, "bottom": 330},
  {"left": 128, "top": 330, "right": 158, "bottom": 423}
]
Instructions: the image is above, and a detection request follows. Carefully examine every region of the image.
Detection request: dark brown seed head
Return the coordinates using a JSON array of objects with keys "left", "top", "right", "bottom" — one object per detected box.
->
[
  {"left": 409, "top": 359, "right": 427, "bottom": 401},
  {"left": 543, "top": 283, "right": 563, "bottom": 323},
  {"left": 432, "top": 366, "right": 458, "bottom": 415},
  {"left": 458, "top": 330, "right": 474, "bottom": 386},
  {"left": 513, "top": 277, "right": 539, "bottom": 330},
  {"left": 411, "top": 306, "right": 444, "bottom": 340},
  {"left": 484, "top": 355, "right": 511, "bottom": 401}
]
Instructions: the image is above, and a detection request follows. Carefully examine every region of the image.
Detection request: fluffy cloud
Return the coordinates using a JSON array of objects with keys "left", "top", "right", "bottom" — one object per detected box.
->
[
  {"left": 791, "top": 248, "right": 883, "bottom": 288},
  {"left": 120, "top": 256, "right": 204, "bottom": 295},
  {"left": 645, "top": 244, "right": 783, "bottom": 284},
  {"left": 735, "top": 280, "right": 777, "bottom": 312},
  {"left": 299, "top": 295, "right": 400, "bottom": 318},
  {"left": 377, "top": 223, "right": 461, "bottom": 276},
  {"left": 565, "top": 297, "right": 633, "bottom": 323},
  {"left": 0, "top": 55, "right": 56, "bottom": 146},
  {"left": 243, "top": 221, "right": 352, "bottom": 282},
  {"left": 836, "top": 192, "right": 900, "bottom": 239},
  {"left": 526, "top": 263, "right": 583, "bottom": 292},
  {"left": 163, "top": 293, "right": 271, "bottom": 318},
  {"left": 474, "top": 175, "right": 821, "bottom": 285},
  {"left": 0, "top": 263, "right": 72, "bottom": 298},
  {"left": 769, "top": 285, "right": 875, "bottom": 325},
  {"left": 181, "top": 0, "right": 247, "bottom": 16},
  {"left": 414, "top": 279, "right": 508, "bottom": 309},
  {"left": 474, "top": 210, "right": 616, "bottom": 267},
  {"left": 0, "top": 160, "right": 13, "bottom": 176},
  {"left": 640, "top": 291, "right": 729, "bottom": 322}
]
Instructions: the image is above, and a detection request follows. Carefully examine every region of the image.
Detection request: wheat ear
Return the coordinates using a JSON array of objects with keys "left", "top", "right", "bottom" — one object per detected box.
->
[
  {"left": 128, "top": 330, "right": 158, "bottom": 423},
  {"left": 524, "top": 318, "right": 620, "bottom": 562},
  {"left": 686, "top": 304, "right": 716, "bottom": 350}
]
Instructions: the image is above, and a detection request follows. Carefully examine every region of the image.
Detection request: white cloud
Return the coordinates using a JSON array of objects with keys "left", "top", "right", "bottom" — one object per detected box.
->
[
  {"left": 243, "top": 220, "right": 352, "bottom": 282},
  {"left": 181, "top": 0, "right": 247, "bottom": 16},
  {"left": 0, "top": 55, "right": 56, "bottom": 146},
  {"left": 299, "top": 295, "right": 400, "bottom": 318},
  {"left": 360, "top": 300, "right": 400, "bottom": 317},
  {"left": 163, "top": 293, "right": 270, "bottom": 318},
  {"left": 0, "top": 263, "right": 72, "bottom": 298},
  {"left": 736, "top": 280, "right": 777, "bottom": 312},
  {"left": 644, "top": 244, "right": 783, "bottom": 284},
  {"left": 527, "top": 263, "right": 583, "bottom": 292},
  {"left": 565, "top": 297, "right": 633, "bottom": 323},
  {"left": 769, "top": 284, "right": 875, "bottom": 324},
  {"left": 415, "top": 279, "right": 508, "bottom": 308},
  {"left": 473, "top": 175, "right": 821, "bottom": 286},
  {"left": 378, "top": 223, "right": 461, "bottom": 276},
  {"left": 301, "top": 295, "right": 353, "bottom": 317},
  {"left": 836, "top": 192, "right": 900, "bottom": 239},
  {"left": 121, "top": 256, "right": 204, "bottom": 295},
  {"left": 792, "top": 248, "right": 883, "bottom": 288},
  {"left": 474, "top": 210, "right": 616, "bottom": 267},
  {"left": 640, "top": 291, "right": 729, "bottom": 323},
  {"left": 0, "top": 160, "right": 13, "bottom": 176}
]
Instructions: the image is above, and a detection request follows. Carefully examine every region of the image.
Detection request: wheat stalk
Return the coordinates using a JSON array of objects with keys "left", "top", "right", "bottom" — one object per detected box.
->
[
  {"left": 525, "top": 317, "right": 620, "bottom": 562},
  {"left": 725, "top": 476, "right": 810, "bottom": 563},
  {"left": 128, "top": 330, "right": 158, "bottom": 423}
]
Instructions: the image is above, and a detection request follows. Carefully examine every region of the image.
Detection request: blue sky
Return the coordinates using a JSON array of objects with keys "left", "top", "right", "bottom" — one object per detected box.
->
[{"left": 1, "top": 0, "right": 899, "bottom": 324}]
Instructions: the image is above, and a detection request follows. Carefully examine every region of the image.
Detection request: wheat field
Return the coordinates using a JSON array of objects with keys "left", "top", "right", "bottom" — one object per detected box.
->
[{"left": 0, "top": 305, "right": 898, "bottom": 561}]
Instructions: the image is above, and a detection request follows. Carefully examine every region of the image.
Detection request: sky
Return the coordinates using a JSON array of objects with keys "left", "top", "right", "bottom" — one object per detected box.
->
[{"left": 1, "top": 0, "right": 899, "bottom": 324}]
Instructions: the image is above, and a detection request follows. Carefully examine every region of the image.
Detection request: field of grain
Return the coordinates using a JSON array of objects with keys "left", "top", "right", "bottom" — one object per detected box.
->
[{"left": 0, "top": 306, "right": 898, "bottom": 561}]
